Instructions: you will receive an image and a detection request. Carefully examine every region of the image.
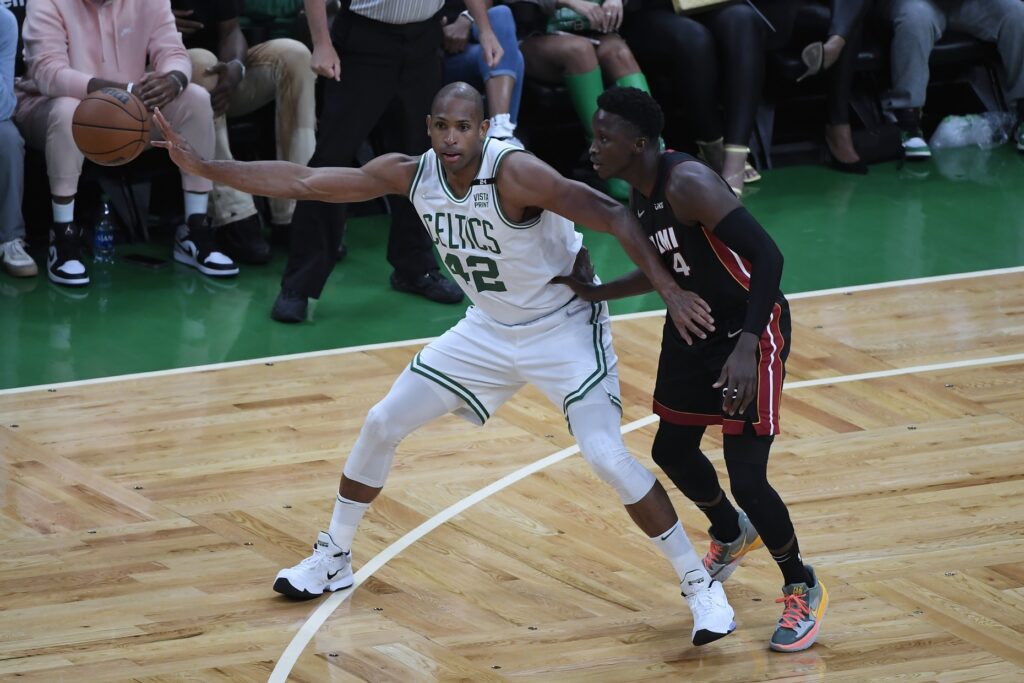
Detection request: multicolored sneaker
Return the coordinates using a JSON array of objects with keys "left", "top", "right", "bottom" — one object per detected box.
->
[
  {"left": 770, "top": 565, "right": 828, "bottom": 652},
  {"left": 901, "top": 130, "right": 931, "bottom": 159},
  {"left": 703, "top": 509, "right": 763, "bottom": 582}
]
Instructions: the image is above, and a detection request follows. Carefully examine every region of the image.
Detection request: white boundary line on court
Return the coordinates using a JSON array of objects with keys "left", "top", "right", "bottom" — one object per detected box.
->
[
  {"left": 2, "top": 264, "right": 1022, "bottom": 397},
  {"left": 267, "top": 349, "right": 1024, "bottom": 682}
]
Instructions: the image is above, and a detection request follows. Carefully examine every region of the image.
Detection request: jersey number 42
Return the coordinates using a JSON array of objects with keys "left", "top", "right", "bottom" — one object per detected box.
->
[{"left": 445, "top": 254, "right": 508, "bottom": 293}]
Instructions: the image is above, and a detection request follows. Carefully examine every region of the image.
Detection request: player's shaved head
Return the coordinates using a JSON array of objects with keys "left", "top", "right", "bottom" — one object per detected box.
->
[{"left": 431, "top": 82, "right": 485, "bottom": 121}]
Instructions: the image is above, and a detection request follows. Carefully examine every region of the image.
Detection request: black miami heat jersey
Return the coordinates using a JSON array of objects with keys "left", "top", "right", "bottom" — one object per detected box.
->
[
  {"left": 631, "top": 151, "right": 788, "bottom": 335},
  {"left": 637, "top": 151, "right": 791, "bottom": 436}
]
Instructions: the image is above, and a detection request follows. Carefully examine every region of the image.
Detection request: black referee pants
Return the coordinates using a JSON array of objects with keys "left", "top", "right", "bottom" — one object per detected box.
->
[{"left": 281, "top": 12, "right": 443, "bottom": 299}]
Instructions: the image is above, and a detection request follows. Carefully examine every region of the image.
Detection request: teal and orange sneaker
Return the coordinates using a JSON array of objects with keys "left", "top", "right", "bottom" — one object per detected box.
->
[
  {"left": 703, "top": 509, "right": 763, "bottom": 582},
  {"left": 770, "top": 565, "right": 828, "bottom": 652}
]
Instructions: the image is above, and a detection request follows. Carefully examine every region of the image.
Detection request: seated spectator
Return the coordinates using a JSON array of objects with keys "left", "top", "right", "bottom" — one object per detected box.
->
[
  {"left": 507, "top": 0, "right": 653, "bottom": 200},
  {"left": 761, "top": 0, "right": 871, "bottom": 173},
  {"left": 878, "top": 0, "right": 1024, "bottom": 158},
  {"left": 620, "top": 0, "right": 767, "bottom": 196},
  {"left": 15, "top": 0, "right": 234, "bottom": 287},
  {"left": 0, "top": 5, "right": 36, "bottom": 279},
  {"left": 442, "top": 0, "right": 524, "bottom": 147},
  {"left": 172, "top": 0, "right": 316, "bottom": 264}
]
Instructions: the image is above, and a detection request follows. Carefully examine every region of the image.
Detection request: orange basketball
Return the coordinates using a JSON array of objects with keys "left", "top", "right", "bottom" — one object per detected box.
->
[{"left": 72, "top": 88, "right": 151, "bottom": 166}]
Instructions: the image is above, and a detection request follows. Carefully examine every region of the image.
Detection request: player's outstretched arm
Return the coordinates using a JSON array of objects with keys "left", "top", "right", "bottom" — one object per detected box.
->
[
  {"left": 552, "top": 248, "right": 653, "bottom": 301},
  {"left": 501, "top": 153, "right": 714, "bottom": 344},
  {"left": 152, "top": 108, "right": 414, "bottom": 203}
]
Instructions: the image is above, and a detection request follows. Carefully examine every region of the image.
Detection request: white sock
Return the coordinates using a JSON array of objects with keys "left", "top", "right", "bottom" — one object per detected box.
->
[
  {"left": 650, "top": 520, "right": 709, "bottom": 587},
  {"left": 52, "top": 200, "right": 74, "bottom": 224},
  {"left": 487, "top": 113, "right": 515, "bottom": 139},
  {"left": 327, "top": 494, "right": 369, "bottom": 552},
  {"left": 183, "top": 192, "right": 208, "bottom": 219}
]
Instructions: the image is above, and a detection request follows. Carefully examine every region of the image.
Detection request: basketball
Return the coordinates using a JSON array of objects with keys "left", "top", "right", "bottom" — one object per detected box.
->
[{"left": 71, "top": 88, "right": 150, "bottom": 166}]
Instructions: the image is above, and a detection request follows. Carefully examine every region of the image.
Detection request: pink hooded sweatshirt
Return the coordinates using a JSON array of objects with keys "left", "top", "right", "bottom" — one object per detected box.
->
[{"left": 17, "top": 0, "right": 191, "bottom": 100}]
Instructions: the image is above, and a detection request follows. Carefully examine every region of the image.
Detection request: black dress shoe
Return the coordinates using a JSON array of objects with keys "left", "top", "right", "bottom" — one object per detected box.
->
[
  {"left": 219, "top": 214, "right": 271, "bottom": 264},
  {"left": 271, "top": 288, "right": 308, "bottom": 323},
  {"left": 824, "top": 144, "right": 869, "bottom": 175},
  {"left": 389, "top": 269, "right": 464, "bottom": 304}
]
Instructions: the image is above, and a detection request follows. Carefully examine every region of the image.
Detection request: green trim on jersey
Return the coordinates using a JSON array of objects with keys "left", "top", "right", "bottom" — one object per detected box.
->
[
  {"left": 436, "top": 138, "right": 493, "bottom": 204},
  {"left": 410, "top": 352, "right": 490, "bottom": 423},
  {"left": 561, "top": 302, "right": 608, "bottom": 416},
  {"left": 407, "top": 154, "right": 428, "bottom": 201},
  {"left": 492, "top": 147, "right": 543, "bottom": 230},
  {"left": 609, "top": 394, "right": 622, "bottom": 412}
]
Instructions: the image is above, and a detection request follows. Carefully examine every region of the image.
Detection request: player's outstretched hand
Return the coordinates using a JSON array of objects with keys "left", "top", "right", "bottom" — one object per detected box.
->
[
  {"left": 713, "top": 334, "right": 759, "bottom": 416},
  {"left": 151, "top": 108, "right": 204, "bottom": 176},
  {"left": 663, "top": 287, "right": 715, "bottom": 346}
]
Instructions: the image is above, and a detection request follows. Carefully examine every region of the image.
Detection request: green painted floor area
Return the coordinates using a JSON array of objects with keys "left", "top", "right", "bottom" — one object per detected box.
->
[{"left": 2, "top": 145, "right": 1022, "bottom": 389}]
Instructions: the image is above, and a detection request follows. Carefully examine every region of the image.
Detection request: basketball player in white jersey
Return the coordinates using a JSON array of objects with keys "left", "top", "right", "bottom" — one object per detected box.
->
[{"left": 151, "top": 83, "right": 733, "bottom": 645}]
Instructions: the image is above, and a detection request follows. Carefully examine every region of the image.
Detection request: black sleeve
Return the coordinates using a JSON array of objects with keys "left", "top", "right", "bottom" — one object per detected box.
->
[
  {"left": 217, "top": 0, "right": 242, "bottom": 22},
  {"left": 712, "top": 207, "right": 784, "bottom": 336}
]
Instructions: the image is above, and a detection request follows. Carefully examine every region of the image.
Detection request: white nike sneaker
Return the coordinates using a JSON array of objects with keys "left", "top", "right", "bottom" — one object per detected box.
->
[
  {"left": 681, "top": 569, "right": 736, "bottom": 646},
  {"left": 273, "top": 531, "right": 353, "bottom": 600}
]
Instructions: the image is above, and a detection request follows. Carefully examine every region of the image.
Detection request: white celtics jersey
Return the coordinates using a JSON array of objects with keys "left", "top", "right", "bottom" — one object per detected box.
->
[{"left": 409, "top": 139, "right": 583, "bottom": 325}]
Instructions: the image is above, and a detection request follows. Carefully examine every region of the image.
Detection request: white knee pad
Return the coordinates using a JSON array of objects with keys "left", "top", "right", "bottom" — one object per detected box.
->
[
  {"left": 342, "top": 401, "right": 401, "bottom": 489},
  {"left": 577, "top": 431, "right": 656, "bottom": 505}
]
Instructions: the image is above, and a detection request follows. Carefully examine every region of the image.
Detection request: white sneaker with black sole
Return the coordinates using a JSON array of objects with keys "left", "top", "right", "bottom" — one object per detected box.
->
[
  {"left": 681, "top": 569, "right": 736, "bottom": 646},
  {"left": 47, "top": 223, "right": 89, "bottom": 286},
  {"left": 174, "top": 215, "right": 238, "bottom": 277},
  {"left": 273, "top": 531, "right": 354, "bottom": 600}
]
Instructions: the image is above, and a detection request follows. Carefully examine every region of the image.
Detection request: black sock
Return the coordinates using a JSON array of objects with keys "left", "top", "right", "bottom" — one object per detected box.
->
[
  {"left": 697, "top": 490, "right": 740, "bottom": 542},
  {"left": 770, "top": 536, "right": 812, "bottom": 587},
  {"left": 894, "top": 107, "right": 922, "bottom": 135}
]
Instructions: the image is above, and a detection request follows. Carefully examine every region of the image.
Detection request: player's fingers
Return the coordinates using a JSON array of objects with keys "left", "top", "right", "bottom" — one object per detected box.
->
[
  {"left": 686, "top": 318, "right": 708, "bottom": 340},
  {"left": 712, "top": 367, "right": 728, "bottom": 389},
  {"left": 674, "top": 321, "right": 694, "bottom": 346},
  {"left": 205, "top": 63, "right": 227, "bottom": 75}
]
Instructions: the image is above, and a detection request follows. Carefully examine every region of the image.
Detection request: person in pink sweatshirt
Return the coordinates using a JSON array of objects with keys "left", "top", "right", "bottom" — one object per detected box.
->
[{"left": 15, "top": 0, "right": 236, "bottom": 287}]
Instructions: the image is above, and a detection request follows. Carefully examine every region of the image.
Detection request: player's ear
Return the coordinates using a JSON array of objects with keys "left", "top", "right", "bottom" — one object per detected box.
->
[
  {"left": 479, "top": 117, "right": 490, "bottom": 140},
  {"left": 634, "top": 136, "right": 648, "bottom": 153},
  {"left": 425, "top": 114, "right": 432, "bottom": 137}
]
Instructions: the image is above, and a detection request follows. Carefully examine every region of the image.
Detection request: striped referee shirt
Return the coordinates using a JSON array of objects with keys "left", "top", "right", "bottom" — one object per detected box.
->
[{"left": 350, "top": 0, "right": 444, "bottom": 23}]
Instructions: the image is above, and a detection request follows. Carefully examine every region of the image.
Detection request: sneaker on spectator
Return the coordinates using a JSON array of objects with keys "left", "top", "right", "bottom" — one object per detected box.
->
[
  {"left": 219, "top": 214, "right": 271, "bottom": 265},
  {"left": 271, "top": 288, "right": 308, "bottom": 323},
  {"left": 390, "top": 269, "right": 464, "bottom": 304},
  {"left": 1, "top": 238, "right": 38, "bottom": 278},
  {"left": 174, "top": 214, "right": 239, "bottom": 277},
  {"left": 47, "top": 223, "right": 89, "bottom": 286},
  {"left": 901, "top": 130, "right": 931, "bottom": 159},
  {"left": 487, "top": 114, "right": 524, "bottom": 149}
]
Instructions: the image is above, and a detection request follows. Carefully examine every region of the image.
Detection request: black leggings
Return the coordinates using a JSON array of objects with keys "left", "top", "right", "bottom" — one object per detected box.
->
[
  {"left": 651, "top": 421, "right": 796, "bottom": 552},
  {"left": 761, "top": 0, "right": 869, "bottom": 125},
  {"left": 622, "top": 2, "right": 766, "bottom": 146}
]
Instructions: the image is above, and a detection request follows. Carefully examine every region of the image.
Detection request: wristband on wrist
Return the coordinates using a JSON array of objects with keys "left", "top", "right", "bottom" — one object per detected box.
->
[
  {"left": 459, "top": 9, "right": 474, "bottom": 23},
  {"left": 228, "top": 58, "right": 247, "bottom": 80}
]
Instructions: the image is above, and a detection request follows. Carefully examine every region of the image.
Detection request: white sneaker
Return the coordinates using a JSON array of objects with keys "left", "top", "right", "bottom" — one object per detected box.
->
[
  {"left": 1, "top": 238, "right": 38, "bottom": 278},
  {"left": 273, "top": 531, "right": 353, "bottom": 600},
  {"left": 681, "top": 570, "right": 736, "bottom": 646}
]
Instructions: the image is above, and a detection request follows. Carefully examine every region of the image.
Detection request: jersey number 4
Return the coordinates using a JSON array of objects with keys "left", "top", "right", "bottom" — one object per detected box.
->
[
  {"left": 445, "top": 254, "right": 507, "bottom": 293},
  {"left": 672, "top": 252, "right": 691, "bottom": 276}
]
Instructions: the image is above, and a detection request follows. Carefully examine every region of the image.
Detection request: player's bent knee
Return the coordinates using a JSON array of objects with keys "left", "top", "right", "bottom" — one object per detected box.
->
[{"left": 579, "top": 434, "right": 655, "bottom": 505}]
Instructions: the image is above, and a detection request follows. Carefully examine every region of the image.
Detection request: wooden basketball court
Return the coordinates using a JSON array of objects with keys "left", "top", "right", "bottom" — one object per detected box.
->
[{"left": 2, "top": 269, "right": 1022, "bottom": 682}]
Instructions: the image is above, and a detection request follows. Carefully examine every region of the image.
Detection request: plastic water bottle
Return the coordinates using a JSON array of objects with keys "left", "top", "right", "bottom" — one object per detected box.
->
[{"left": 93, "top": 197, "right": 115, "bottom": 263}]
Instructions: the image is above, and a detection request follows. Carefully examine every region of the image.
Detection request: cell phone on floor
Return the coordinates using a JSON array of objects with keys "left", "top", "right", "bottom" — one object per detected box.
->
[{"left": 121, "top": 253, "right": 169, "bottom": 269}]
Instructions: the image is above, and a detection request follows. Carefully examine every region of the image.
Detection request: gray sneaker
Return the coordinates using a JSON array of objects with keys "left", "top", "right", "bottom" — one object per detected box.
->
[
  {"left": 770, "top": 565, "right": 829, "bottom": 652},
  {"left": 702, "top": 509, "right": 763, "bottom": 582}
]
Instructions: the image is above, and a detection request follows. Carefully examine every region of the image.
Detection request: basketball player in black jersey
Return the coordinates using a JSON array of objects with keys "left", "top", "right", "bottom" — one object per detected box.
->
[{"left": 555, "top": 86, "right": 828, "bottom": 653}]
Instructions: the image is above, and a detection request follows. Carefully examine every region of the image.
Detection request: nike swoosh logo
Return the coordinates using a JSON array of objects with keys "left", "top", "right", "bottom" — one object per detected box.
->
[
  {"left": 660, "top": 526, "right": 678, "bottom": 541},
  {"left": 727, "top": 329, "right": 742, "bottom": 338},
  {"left": 327, "top": 569, "right": 341, "bottom": 580}
]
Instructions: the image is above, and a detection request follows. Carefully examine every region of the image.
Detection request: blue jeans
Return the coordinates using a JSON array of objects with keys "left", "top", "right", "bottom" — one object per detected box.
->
[{"left": 443, "top": 5, "right": 524, "bottom": 124}]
